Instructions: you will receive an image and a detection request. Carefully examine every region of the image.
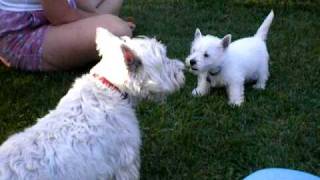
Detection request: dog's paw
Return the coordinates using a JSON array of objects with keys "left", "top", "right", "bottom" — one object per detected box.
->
[
  {"left": 228, "top": 99, "right": 243, "bottom": 107},
  {"left": 192, "top": 88, "right": 207, "bottom": 96},
  {"left": 253, "top": 83, "right": 266, "bottom": 90}
]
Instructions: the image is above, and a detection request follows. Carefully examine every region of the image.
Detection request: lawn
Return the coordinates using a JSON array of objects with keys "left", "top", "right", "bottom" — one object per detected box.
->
[{"left": 0, "top": 0, "right": 319, "bottom": 179}]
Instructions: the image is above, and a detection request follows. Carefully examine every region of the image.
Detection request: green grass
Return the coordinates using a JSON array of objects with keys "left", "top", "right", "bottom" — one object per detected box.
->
[{"left": 1, "top": 0, "right": 319, "bottom": 179}]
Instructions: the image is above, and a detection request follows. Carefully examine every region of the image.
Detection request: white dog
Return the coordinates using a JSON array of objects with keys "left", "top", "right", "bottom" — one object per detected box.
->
[
  {"left": 186, "top": 11, "right": 274, "bottom": 106},
  {"left": 0, "top": 28, "right": 185, "bottom": 180}
]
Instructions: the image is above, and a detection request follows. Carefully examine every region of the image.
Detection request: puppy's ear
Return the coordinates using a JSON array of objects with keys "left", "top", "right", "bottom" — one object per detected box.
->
[
  {"left": 121, "top": 44, "right": 142, "bottom": 73},
  {"left": 96, "top": 27, "right": 120, "bottom": 57},
  {"left": 221, "top": 34, "right": 232, "bottom": 49},
  {"left": 195, "top": 28, "right": 202, "bottom": 39}
]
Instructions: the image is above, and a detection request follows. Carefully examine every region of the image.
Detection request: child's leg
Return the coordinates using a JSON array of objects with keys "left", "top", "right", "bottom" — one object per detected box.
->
[
  {"left": 74, "top": 0, "right": 100, "bottom": 13},
  {"left": 75, "top": 0, "right": 135, "bottom": 30},
  {"left": 41, "top": 14, "right": 132, "bottom": 71},
  {"left": 76, "top": 0, "right": 123, "bottom": 15},
  {"left": 96, "top": 0, "right": 123, "bottom": 15}
]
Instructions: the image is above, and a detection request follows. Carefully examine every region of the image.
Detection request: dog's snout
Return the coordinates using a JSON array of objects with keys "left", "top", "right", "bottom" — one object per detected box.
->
[{"left": 190, "top": 59, "right": 196, "bottom": 66}]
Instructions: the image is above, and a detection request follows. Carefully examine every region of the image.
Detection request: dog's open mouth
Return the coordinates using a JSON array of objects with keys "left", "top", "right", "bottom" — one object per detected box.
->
[{"left": 186, "top": 65, "right": 198, "bottom": 72}]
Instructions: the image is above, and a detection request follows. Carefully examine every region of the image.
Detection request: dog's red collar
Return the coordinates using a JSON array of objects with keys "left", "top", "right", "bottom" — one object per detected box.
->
[
  {"left": 92, "top": 73, "right": 121, "bottom": 92},
  {"left": 92, "top": 74, "right": 128, "bottom": 99}
]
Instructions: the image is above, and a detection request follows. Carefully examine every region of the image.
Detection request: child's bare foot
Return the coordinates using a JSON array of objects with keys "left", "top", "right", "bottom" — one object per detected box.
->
[{"left": 0, "top": 56, "right": 11, "bottom": 68}]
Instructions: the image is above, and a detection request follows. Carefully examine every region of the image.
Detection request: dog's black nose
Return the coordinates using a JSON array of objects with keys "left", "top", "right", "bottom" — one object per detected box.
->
[{"left": 190, "top": 59, "right": 196, "bottom": 66}]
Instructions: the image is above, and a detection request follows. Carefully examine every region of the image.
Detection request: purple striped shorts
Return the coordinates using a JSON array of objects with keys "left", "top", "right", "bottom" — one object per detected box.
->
[
  {"left": 0, "top": 10, "right": 49, "bottom": 71},
  {"left": 0, "top": 0, "right": 77, "bottom": 71}
]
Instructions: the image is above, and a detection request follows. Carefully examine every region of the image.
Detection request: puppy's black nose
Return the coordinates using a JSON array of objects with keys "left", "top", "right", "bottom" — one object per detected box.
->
[{"left": 190, "top": 59, "right": 196, "bottom": 66}]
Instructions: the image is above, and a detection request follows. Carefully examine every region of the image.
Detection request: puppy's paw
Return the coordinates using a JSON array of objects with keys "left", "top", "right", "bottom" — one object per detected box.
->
[
  {"left": 228, "top": 99, "right": 243, "bottom": 107},
  {"left": 192, "top": 88, "right": 207, "bottom": 96},
  {"left": 253, "top": 83, "right": 266, "bottom": 90}
]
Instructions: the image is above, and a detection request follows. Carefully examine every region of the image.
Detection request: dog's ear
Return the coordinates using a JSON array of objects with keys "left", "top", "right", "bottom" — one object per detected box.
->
[
  {"left": 221, "top": 34, "right": 232, "bottom": 49},
  {"left": 194, "top": 28, "right": 202, "bottom": 39},
  {"left": 121, "top": 44, "right": 142, "bottom": 73}
]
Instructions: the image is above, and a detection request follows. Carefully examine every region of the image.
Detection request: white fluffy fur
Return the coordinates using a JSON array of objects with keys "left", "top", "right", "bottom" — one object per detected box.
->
[
  {"left": 186, "top": 11, "right": 274, "bottom": 106},
  {"left": 0, "top": 28, "right": 185, "bottom": 180}
]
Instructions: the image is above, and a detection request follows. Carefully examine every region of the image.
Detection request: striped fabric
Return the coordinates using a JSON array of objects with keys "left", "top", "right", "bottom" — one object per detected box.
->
[
  {"left": 0, "top": 0, "right": 76, "bottom": 11},
  {"left": 0, "top": 0, "right": 77, "bottom": 71},
  {"left": 0, "top": 9, "right": 49, "bottom": 71},
  {"left": 0, "top": 0, "right": 42, "bottom": 12}
]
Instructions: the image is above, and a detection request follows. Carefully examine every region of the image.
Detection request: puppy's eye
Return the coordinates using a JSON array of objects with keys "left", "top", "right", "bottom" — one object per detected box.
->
[{"left": 204, "top": 52, "right": 209, "bottom": 58}]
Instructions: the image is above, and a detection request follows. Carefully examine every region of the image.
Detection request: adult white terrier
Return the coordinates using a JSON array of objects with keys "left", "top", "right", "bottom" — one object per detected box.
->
[
  {"left": 0, "top": 28, "right": 185, "bottom": 180},
  {"left": 186, "top": 11, "right": 274, "bottom": 106}
]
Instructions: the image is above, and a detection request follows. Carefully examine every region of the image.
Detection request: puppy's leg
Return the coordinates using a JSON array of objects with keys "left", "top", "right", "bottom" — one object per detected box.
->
[
  {"left": 207, "top": 74, "right": 223, "bottom": 88},
  {"left": 192, "top": 72, "right": 210, "bottom": 96},
  {"left": 227, "top": 81, "right": 245, "bottom": 106},
  {"left": 253, "top": 60, "right": 269, "bottom": 90}
]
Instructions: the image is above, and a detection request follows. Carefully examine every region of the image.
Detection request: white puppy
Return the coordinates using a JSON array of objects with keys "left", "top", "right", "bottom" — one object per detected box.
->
[
  {"left": 0, "top": 28, "right": 185, "bottom": 180},
  {"left": 186, "top": 11, "right": 274, "bottom": 106}
]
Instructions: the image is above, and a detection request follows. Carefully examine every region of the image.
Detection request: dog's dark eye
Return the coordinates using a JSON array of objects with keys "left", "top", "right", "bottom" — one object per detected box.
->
[{"left": 204, "top": 52, "right": 209, "bottom": 58}]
